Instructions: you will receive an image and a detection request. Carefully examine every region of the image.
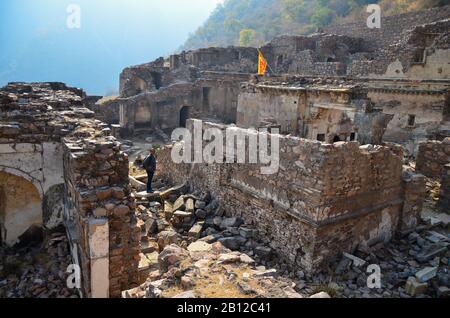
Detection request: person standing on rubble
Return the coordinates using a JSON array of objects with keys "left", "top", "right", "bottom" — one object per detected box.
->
[{"left": 143, "top": 148, "right": 157, "bottom": 193}]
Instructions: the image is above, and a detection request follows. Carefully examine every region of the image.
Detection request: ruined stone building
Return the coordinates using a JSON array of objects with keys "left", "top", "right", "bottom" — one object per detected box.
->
[
  {"left": 1, "top": 5, "right": 449, "bottom": 298},
  {"left": 100, "top": 5, "right": 447, "bottom": 275},
  {"left": 94, "top": 5, "right": 450, "bottom": 157},
  {"left": 0, "top": 83, "right": 139, "bottom": 297}
]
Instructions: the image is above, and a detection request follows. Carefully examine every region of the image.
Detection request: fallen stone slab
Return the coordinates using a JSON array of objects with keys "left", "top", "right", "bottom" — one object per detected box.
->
[
  {"left": 415, "top": 245, "right": 448, "bottom": 263},
  {"left": 130, "top": 176, "right": 146, "bottom": 191},
  {"left": 135, "top": 191, "right": 161, "bottom": 201},
  {"left": 160, "top": 183, "right": 188, "bottom": 200},
  {"left": 253, "top": 269, "right": 277, "bottom": 277},
  {"left": 188, "top": 222, "right": 204, "bottom": 240},
  {"left": 172, "top": 196, "right": 186, "bottom": 212},
  {"left": 343, "top": 252, "right": 367, "bottom": 267},
  {"left": 415, "top": 267, "right": 438, "bottom": 283},
  {"left": 218, "top": 253, "right": 241, "bottom": 264}
]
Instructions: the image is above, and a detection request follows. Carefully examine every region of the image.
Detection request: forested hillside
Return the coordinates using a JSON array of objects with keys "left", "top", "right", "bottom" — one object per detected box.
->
[{"left": 181, "top": 0, "right": 448, "bottom": 50}]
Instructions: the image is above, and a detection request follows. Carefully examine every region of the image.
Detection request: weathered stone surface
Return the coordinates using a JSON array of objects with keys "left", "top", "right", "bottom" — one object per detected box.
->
[
  {"left": 405, "top": 277, "right": 428, "bottom": 296},
  {"left": 187, "top": 241, "right": 212, "bottom": 253},
  {"left": 158, "top": 244, "right": 189, "bottom": 273},
  {"left": 415, "top": 267, "right": 438, "bottom": 283}
]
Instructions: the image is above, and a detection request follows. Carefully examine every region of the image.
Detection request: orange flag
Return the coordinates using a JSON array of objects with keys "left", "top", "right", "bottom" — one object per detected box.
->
[{"left": 258, "top": 50, "right": 267, "bottom": 75}]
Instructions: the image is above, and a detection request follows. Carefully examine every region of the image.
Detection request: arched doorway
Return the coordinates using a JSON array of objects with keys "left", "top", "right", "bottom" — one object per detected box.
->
[
  {"left": 0, "top": 171, "right": 43, "bottom": 246},
  {"left": 179, "top": 106, "right": 191, "bottom": 128}
]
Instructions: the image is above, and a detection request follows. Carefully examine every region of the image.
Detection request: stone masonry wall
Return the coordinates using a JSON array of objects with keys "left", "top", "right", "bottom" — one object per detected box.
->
[
  {"left": 416, "top": 138, "right": 450, "bottom": 179},
  {"left": 323, "top": 5, "right": 450, "bottom": 51},
  {"left": 157, "top": 119, "right": 424, "bottom": 273},
  {"left": 438, "top": 164, "right": 450, "bottom": 213},
  {"left": 63, "top": 125, "right": 140, "bottom": 297}
]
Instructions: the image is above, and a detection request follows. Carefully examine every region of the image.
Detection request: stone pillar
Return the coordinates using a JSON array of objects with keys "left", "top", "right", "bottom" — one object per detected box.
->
[
  {"left": 438, "top": 163, "right": 450, "bottom": 213},
  {"left": 88, "top": 218, "right": 109, "bottom": 298}
]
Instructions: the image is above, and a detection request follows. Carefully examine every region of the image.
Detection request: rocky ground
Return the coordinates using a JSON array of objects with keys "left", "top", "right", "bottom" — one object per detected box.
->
[
  {"left": 123, "top": 171, "right": 450, "bottom": 299},
  {"left": 0, "top": 232, "right": 79, "bottom": 298}
]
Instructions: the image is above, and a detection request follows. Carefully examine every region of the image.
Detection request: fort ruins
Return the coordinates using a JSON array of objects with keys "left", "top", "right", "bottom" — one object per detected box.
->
[{"left": 0, "top": 6, "right": 449, "bottom": 298}]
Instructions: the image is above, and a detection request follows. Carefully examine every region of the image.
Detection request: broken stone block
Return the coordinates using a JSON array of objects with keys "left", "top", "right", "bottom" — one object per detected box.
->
[
  {"left": 141, "top": 240, "right": 159, "bottom": 254},
  {"left": 185, "top": 198, "right": 195, "bottom": 212},
  {"left": 129, "top": 175, "right": 146, "bottom": 191},
  {"left": 218, "top": 237, "right": 241, "bottom": 250},
  {"left": 343, "top": 252, "right": 367, "bottom": 267},
  {"left": 436, "top": 214, "right": 450, "bottom": 228},
  {"left": 199, "top": 234, "right": 221, "bottom": 244},
  {"left": 157, "top": 231, "right": 178, "bottom": 250},
  {"left": 240, "top": 254, "right": 255, "bottom": 264},
  {"left": 416, "top": 245, "right": 448, "bottom": 263},
  {"left": 158, "top": 244, "right": 189, "bottom": 273},
  {"left": 220, "top": 217, "right": 242, "bottom": 229},
  {"left": 213, "top": 216, "right": 223, "bottom": 228},
  {"left": 239, "top": 227, "right": 255, "bottom": 239},
  {"left": 253, "top": 269, "right": 277, "bottom": 277},
  {"left": 195, "top": 209, "right": 207, "bottom": 219},
  {"left": 187, "top": 241, "right": 212, "bottom": 253},
  {"left": 254, "top": 246, "right": 272, "bottom": 258},
  {"left": 188, "top": 222, "right": 204, "bottom": 240},
  {"left": 164, "top": 201, "right": 173, "bottom": 220},
  {"left": 218, "top": 253, "right": 241, "bottom": 264},
  {"left": 310, "top": 292, "right": 331, "bottom": 298},
  {"left": 405, "top": 277, "right": 428, "bottom": 296},
  {"left": 437, "top": 286, "right": 450, "bottom": 298},
  {"left": 415, "top": 267, "right": 438, "bottom": 283},
  {"left": 172, "top": 196, "right": 186, "bottom": 212},
  {"left": 181, "top": 276, "right": 194, "bottom": 289},
  {"left": 195, "top": 200, "right": 206, "bottom": 209}
]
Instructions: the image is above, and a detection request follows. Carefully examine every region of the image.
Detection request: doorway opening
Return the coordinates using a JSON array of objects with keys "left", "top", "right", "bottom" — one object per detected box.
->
[
  {"left": 152, "top": 72, "right": 162, "bottom": 90},
  {"left": 179, "top": 106, "right": 191, "bottom": 128},
  {"left": 202, "top": 87, "right": 211, "bottom": 112}
]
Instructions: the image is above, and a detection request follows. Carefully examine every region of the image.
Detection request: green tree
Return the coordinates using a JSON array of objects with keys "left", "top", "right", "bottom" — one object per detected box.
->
[
  {"left": 310, "top": 6, "right": 334, "bottom": 27},
  {"left": 239, "top": 28, "right": 257, "bottom": 46}
]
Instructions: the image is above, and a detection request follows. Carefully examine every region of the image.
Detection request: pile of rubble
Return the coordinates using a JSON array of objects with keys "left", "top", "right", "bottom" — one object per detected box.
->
[
  {"left": 0, "top": 232, "right": 79, "bottom": 298},
  {"left": 328, "top": 218, "right": 449, "bottom": 298},
  {"left": 126, "top": 177, "right": 450, "bottom": 299},
  {"left": 125, "top": 183, "right": 318, "bottom": 298}
]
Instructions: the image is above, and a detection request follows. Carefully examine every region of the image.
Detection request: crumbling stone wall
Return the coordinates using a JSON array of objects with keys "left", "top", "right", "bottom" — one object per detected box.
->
[
  {"left": 157, "top": 119, "right": 425, "bottom": 273},
  {"left": 438, "top": 164, "right": 450, "bottom": 212},
  {"left": 261, "top": 34, "right": 364, "bottom": 76},
  {"left": 416, "top": 138, "right": 450, "bottom": 179},
  {"left": 323, "top": 5, "right": 450, "bottom": 51},
  {"left": 63, "top": 131, "right": 140, "bottom": 298},
  {"left": 237, "top": 79, "right": 390, "bottom": 144},
  {"left": 0, "top": 82, "right": 140, "bottom": 298},
  {"left": 369, "top": 88, "right": 448, "bottom": 155}
]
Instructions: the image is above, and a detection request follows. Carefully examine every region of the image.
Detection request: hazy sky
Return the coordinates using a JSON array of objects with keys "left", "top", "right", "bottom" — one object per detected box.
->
[{"left": 0, "top": 0, "right": 223, "bottom": 95}]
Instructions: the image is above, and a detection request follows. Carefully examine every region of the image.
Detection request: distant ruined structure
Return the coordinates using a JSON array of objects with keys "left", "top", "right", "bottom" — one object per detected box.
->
[{"left": 1, "top": 6, "right": 449, "bottom": 298}]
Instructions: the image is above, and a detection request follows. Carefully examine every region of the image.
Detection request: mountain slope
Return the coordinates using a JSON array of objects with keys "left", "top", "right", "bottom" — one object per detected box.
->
[{"left": 181, "top": 0, "right": 448, "bottom": 50}]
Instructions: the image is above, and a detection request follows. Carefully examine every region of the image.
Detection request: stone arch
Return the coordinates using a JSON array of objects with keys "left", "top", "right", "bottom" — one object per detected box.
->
[
  {"left": 0, "top": 170, "right": 43, "bottom": 246},
  {"left": 0, "top": 166, "right": 43, "bottom": 199}
]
